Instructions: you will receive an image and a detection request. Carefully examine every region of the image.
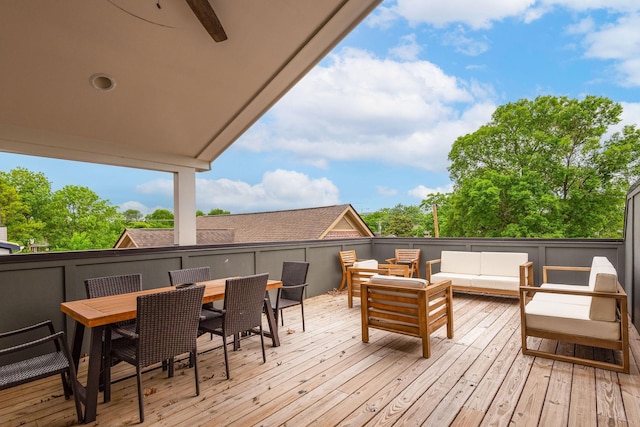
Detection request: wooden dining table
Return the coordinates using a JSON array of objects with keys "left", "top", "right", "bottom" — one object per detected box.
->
[{"left": 60, "top": 278, "right": 282, "bottom": 423}]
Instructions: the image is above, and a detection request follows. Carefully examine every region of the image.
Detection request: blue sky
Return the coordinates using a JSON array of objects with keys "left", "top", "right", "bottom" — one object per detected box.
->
[{"left": 2, "top": 0, "right": 640, "bottom": 215}]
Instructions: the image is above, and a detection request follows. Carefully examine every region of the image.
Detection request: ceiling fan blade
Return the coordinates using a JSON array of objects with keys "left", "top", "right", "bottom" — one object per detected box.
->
[{"left": 185, "top": 0, "right": 228, "bottom": 42}]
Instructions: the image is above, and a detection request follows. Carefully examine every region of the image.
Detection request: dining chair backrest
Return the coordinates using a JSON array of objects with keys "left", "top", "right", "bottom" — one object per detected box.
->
[
  {"left": 280, "top": 262, "right": 309, "bottom": 301},
  {"left": 136, "top": 285, "right": 205, "bottom": 369},
  {"left": 84, "top": 273, "right": 142, "bottom": 298},
  {"left": 168, "top": 267, "right": 211, "bottom": 286},
  {"left": 223, "top": 273, "right": 269, "bottom": 336}
]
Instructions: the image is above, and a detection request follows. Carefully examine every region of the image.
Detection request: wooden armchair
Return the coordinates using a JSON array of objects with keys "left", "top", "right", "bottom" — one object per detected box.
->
[
  {"left": 338, "top": 250, "right": 365, "bottom": 291},
  {"left": 361, "top": 276, "right": 453, "bottom": 358},
  {"left": 519, "top": 256, "right": 629, "bottom": 373},
  {"left": 386, "top": 248, "right": 421, "bottom": 278},
  {"left": 347, "top": 262, "right": 409, "bottom": 308}
]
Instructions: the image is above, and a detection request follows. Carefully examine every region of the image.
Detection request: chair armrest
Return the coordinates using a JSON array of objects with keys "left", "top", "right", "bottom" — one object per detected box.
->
[
  {"left": 519, "top": 261, "right": 534, "bottom": 287},
  {"left": 0, "top": 330, "right": 65, "bottom": 357},
  {"left": 425, "top": 259, "right": 441, "bottom": 282},
  {"left": 426, "top": 279, "right": 452, "bottom": 295},
  {"left": 520, "top": 283, "right": 627, "bottom": 300},
  {"left": 281, "top": 283, "right": 308, "bottom": 290},
  {"left": 112, "top": 326, "right": 139, "bottom": 340},
  {"left": 542, "top": 265, "right": 590, "bottom": 283},
  {"left": 0, "top": 319, "right": 55, "bottom": 340},
  {"left": 385, "top": 257, "right": 397, "bottom": 264},
  {"left": 203, "top": 306, "right": 224, "bottom": 314}
]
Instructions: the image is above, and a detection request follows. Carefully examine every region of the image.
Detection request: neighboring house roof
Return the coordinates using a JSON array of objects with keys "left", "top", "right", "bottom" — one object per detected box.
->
[
  {"left": 114, "top": 204, "right": 373, "bottom": 248},
  {"left": 115, "top": 228, "right": 234, "bottom": 249},
  {"left": 0, "top": 241, "right": 21, "bottom": 254}
]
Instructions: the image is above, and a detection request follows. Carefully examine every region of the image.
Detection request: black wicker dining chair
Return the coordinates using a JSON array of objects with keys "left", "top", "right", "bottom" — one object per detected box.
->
[
  {"left": 168, "top": 266, "right": 223, "bottom": 339},
  {"left": 0, "top": 320, "right": 83, "bottom": 423},
  {"left": 198, "top": 273, "right": 269, "bottom": 379},
  {"left": 84, "top": 274, "right": 143, "bottom": 386},
  {"left": 271, "top": 261, "right": 309, "bottom": 331},
  {"left": 104, "top": 285, "right": 205, "bottom": 423}
]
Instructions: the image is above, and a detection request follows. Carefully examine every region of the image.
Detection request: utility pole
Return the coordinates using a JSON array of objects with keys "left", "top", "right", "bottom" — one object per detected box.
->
[{"left": 432, "top": 204, "right": 440, "bottom": 238}]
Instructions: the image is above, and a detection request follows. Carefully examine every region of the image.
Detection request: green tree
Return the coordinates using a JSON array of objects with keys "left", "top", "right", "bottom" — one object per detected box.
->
[
  {"left": 145, "top": 209, "right": 174, "bottom": 228},
  {"left": 45, "top": 185, "right": 123, "bottom": 250},
  {"left": 362, "top": 204, "right": 428, "bottom": 237},
  {"left": 207, "top": 208, "right": 230, "bottom": 215},
  {"left": 386, "top": 215, "right": 414, "bottom": 237},
  {"left": 0, "top": 175, "right": 39, "bottom": 249},
  {"left": 123, "top": 209, "right": 143, "bottom": 223},
  {"left": 446, "top": 95, "right": 640, "bottom": 238},
  {"left": 419, "top": 193, "right": 451, "bottom": 237},
  {"left": 0, "top": 167, "right": 51, "bottom": 246}
]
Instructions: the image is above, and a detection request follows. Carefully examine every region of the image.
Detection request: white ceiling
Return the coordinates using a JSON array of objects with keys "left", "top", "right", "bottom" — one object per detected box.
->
[{"left": 0, "top": 0, "right": 381, "bottom": 172}]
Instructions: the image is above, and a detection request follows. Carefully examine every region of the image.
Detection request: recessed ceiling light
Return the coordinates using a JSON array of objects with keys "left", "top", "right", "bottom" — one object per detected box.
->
[{"left": 90, "top": 73, "right": 116, "bottom": 91}]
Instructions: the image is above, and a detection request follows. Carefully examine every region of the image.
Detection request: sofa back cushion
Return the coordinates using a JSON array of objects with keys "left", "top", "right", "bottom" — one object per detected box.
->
[
  {"left": 440, "top": 251, "right": 481, "bottom": 275},
  {"left": 353, "top": 259, "right": 378, "bottom": 269},
  {"left": 480, "top": 252, "right": 528, "bottom": 277},
  {"left": 369, "top": 274, "right": 428, "bottom": 289},
  {"left": 588, "top": 256, "right": 619, "bottom": 322}
]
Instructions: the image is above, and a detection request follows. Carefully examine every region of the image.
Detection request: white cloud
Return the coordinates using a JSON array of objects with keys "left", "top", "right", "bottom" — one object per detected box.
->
[
  {"left": 389, "top": 34, "right": 422, "bottom": 60},
  {"left": 408, "top": 184, "right": 454, "bottom": 200},
  {"left": 196, "top": 169, "right": 340, "bottom": 213},
  {"left": 376, "top": 186, "right": 398, "bottom": 196},
  {"left": 236, "top": 48, "right": 496, "bottom": 173},
  {"left": 136, "top": 179, "right": 173, "bottom": 196},
  {"left": 565, "top": 17, "right": 595, "bottom": 35},
  {"left": 119, "top": 200, "right": 163, "bottom": 216},
  {"left": 581, "top": 14, "right": 640, "bottom": 86},
  {"left": 394, "top": 0, "right": 537, "bottom": 29},
  {"left": 129, "top": 170, "right": 339, "bottom": 214},
  {"left": 442, "top": 26, "right": 490, "bottom": 56}
]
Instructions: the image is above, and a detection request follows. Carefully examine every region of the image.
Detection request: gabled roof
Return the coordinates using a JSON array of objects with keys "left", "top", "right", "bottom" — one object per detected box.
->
[
  {"left": 114, "top": 204, "right": 373, "bottom": 248},
  {"left": 196, "top": 204, "right": 373, "bottom": 243},
  {"left": 0, "top": 1, "right": 382, "bottom": 173},
  {"left": 115, "top": 228, "right": 234, "bottom": 249}
]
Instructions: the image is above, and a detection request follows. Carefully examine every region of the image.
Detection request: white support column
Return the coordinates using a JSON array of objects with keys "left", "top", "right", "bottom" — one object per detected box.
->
[{"left": 173, "top": 168, "right": 197, "bottom": 245}]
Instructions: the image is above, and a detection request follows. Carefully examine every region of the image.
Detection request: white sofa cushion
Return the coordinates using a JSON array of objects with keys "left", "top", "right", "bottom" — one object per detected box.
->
[
  {"left": 440, "top": 251, "right": 481, "bottom": 275},
  {"left": 588, "top": 257, "right": 618, "bottom": 322},
  {"left": 431, "top": 272, "right": 474, "bottom": 287},
  {"left": 525, "top": 297, "right": 620, "bottom": 340},
  {"left": 480, "top": 252, "right": 528, "bottom": 277},
  {"left": 353, "top": 259, "right": 378, "bottom": 269},
  {"left": 472, "top": 275, "right": 520, "bottom": 292},
  {"left": 369, "top": 275, "right": 428, "bottom": 289}
]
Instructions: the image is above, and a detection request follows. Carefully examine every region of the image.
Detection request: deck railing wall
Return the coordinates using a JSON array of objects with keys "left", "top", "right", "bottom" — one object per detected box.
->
[{"left": 0, "top": 237, "right": 628, "bottom": 354}]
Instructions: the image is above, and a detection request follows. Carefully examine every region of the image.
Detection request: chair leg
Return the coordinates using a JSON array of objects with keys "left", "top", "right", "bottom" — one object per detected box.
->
[
  {"left": 192, "top": 349, "right": 200, "bottom": 396},
  {"left": 259, "top": 325, "right": 266, "bottom": 363},
  {"left": 301, "top": 302, "right": 305, "bottom": 332},
  {"left": 222, "top": 335, "right": 230, "bottom": 379},
  {"left": 136, "top": 366, "right": 144, "bottom": 423},
  {"left": 280, "top": 309, "right": 284, "bottom": 326}
]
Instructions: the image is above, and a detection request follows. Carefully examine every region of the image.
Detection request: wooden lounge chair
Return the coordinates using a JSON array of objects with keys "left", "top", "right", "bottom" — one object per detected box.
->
[
  {"left": 347, "top": 260, "right": 409, "bottom": 308},
  {"left": 361, "top": 275, "right": 453, "bottom": 358},
  {"left": 338, "top": 250, "right": 368, "bottom": 291},
  {"left": 386, "top": 248, "right": 421, "bottom": 278}
]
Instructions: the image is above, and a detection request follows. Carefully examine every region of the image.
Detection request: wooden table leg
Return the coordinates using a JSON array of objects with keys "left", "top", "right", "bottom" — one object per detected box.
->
[{"left": 263, "top": 293, "right": 280, "bottom": 347}]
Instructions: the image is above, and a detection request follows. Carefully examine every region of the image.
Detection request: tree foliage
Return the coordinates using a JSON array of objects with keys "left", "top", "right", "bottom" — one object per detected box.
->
[
  {"left": 145, "top": 209, "right": 174, "bottom": 228},
  {"left": 445, "top": 95, "right": 640, "bottom": 238},
  {"left": 362, "top": 204, "right": 429, "bottom": 237},
  {"left": 45, "top": 185, "right": 123, "bottom": 250}
]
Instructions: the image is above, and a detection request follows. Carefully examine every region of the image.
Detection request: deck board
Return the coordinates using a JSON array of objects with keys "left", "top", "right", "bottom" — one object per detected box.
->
[{"left": 2, "top": 292, "right": 640, "bottom": 426}]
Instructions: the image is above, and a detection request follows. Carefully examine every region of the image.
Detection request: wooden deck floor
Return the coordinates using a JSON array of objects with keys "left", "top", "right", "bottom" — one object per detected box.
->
[{"left": 2, "top": 292, "right": 640, "bottom": 426}]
